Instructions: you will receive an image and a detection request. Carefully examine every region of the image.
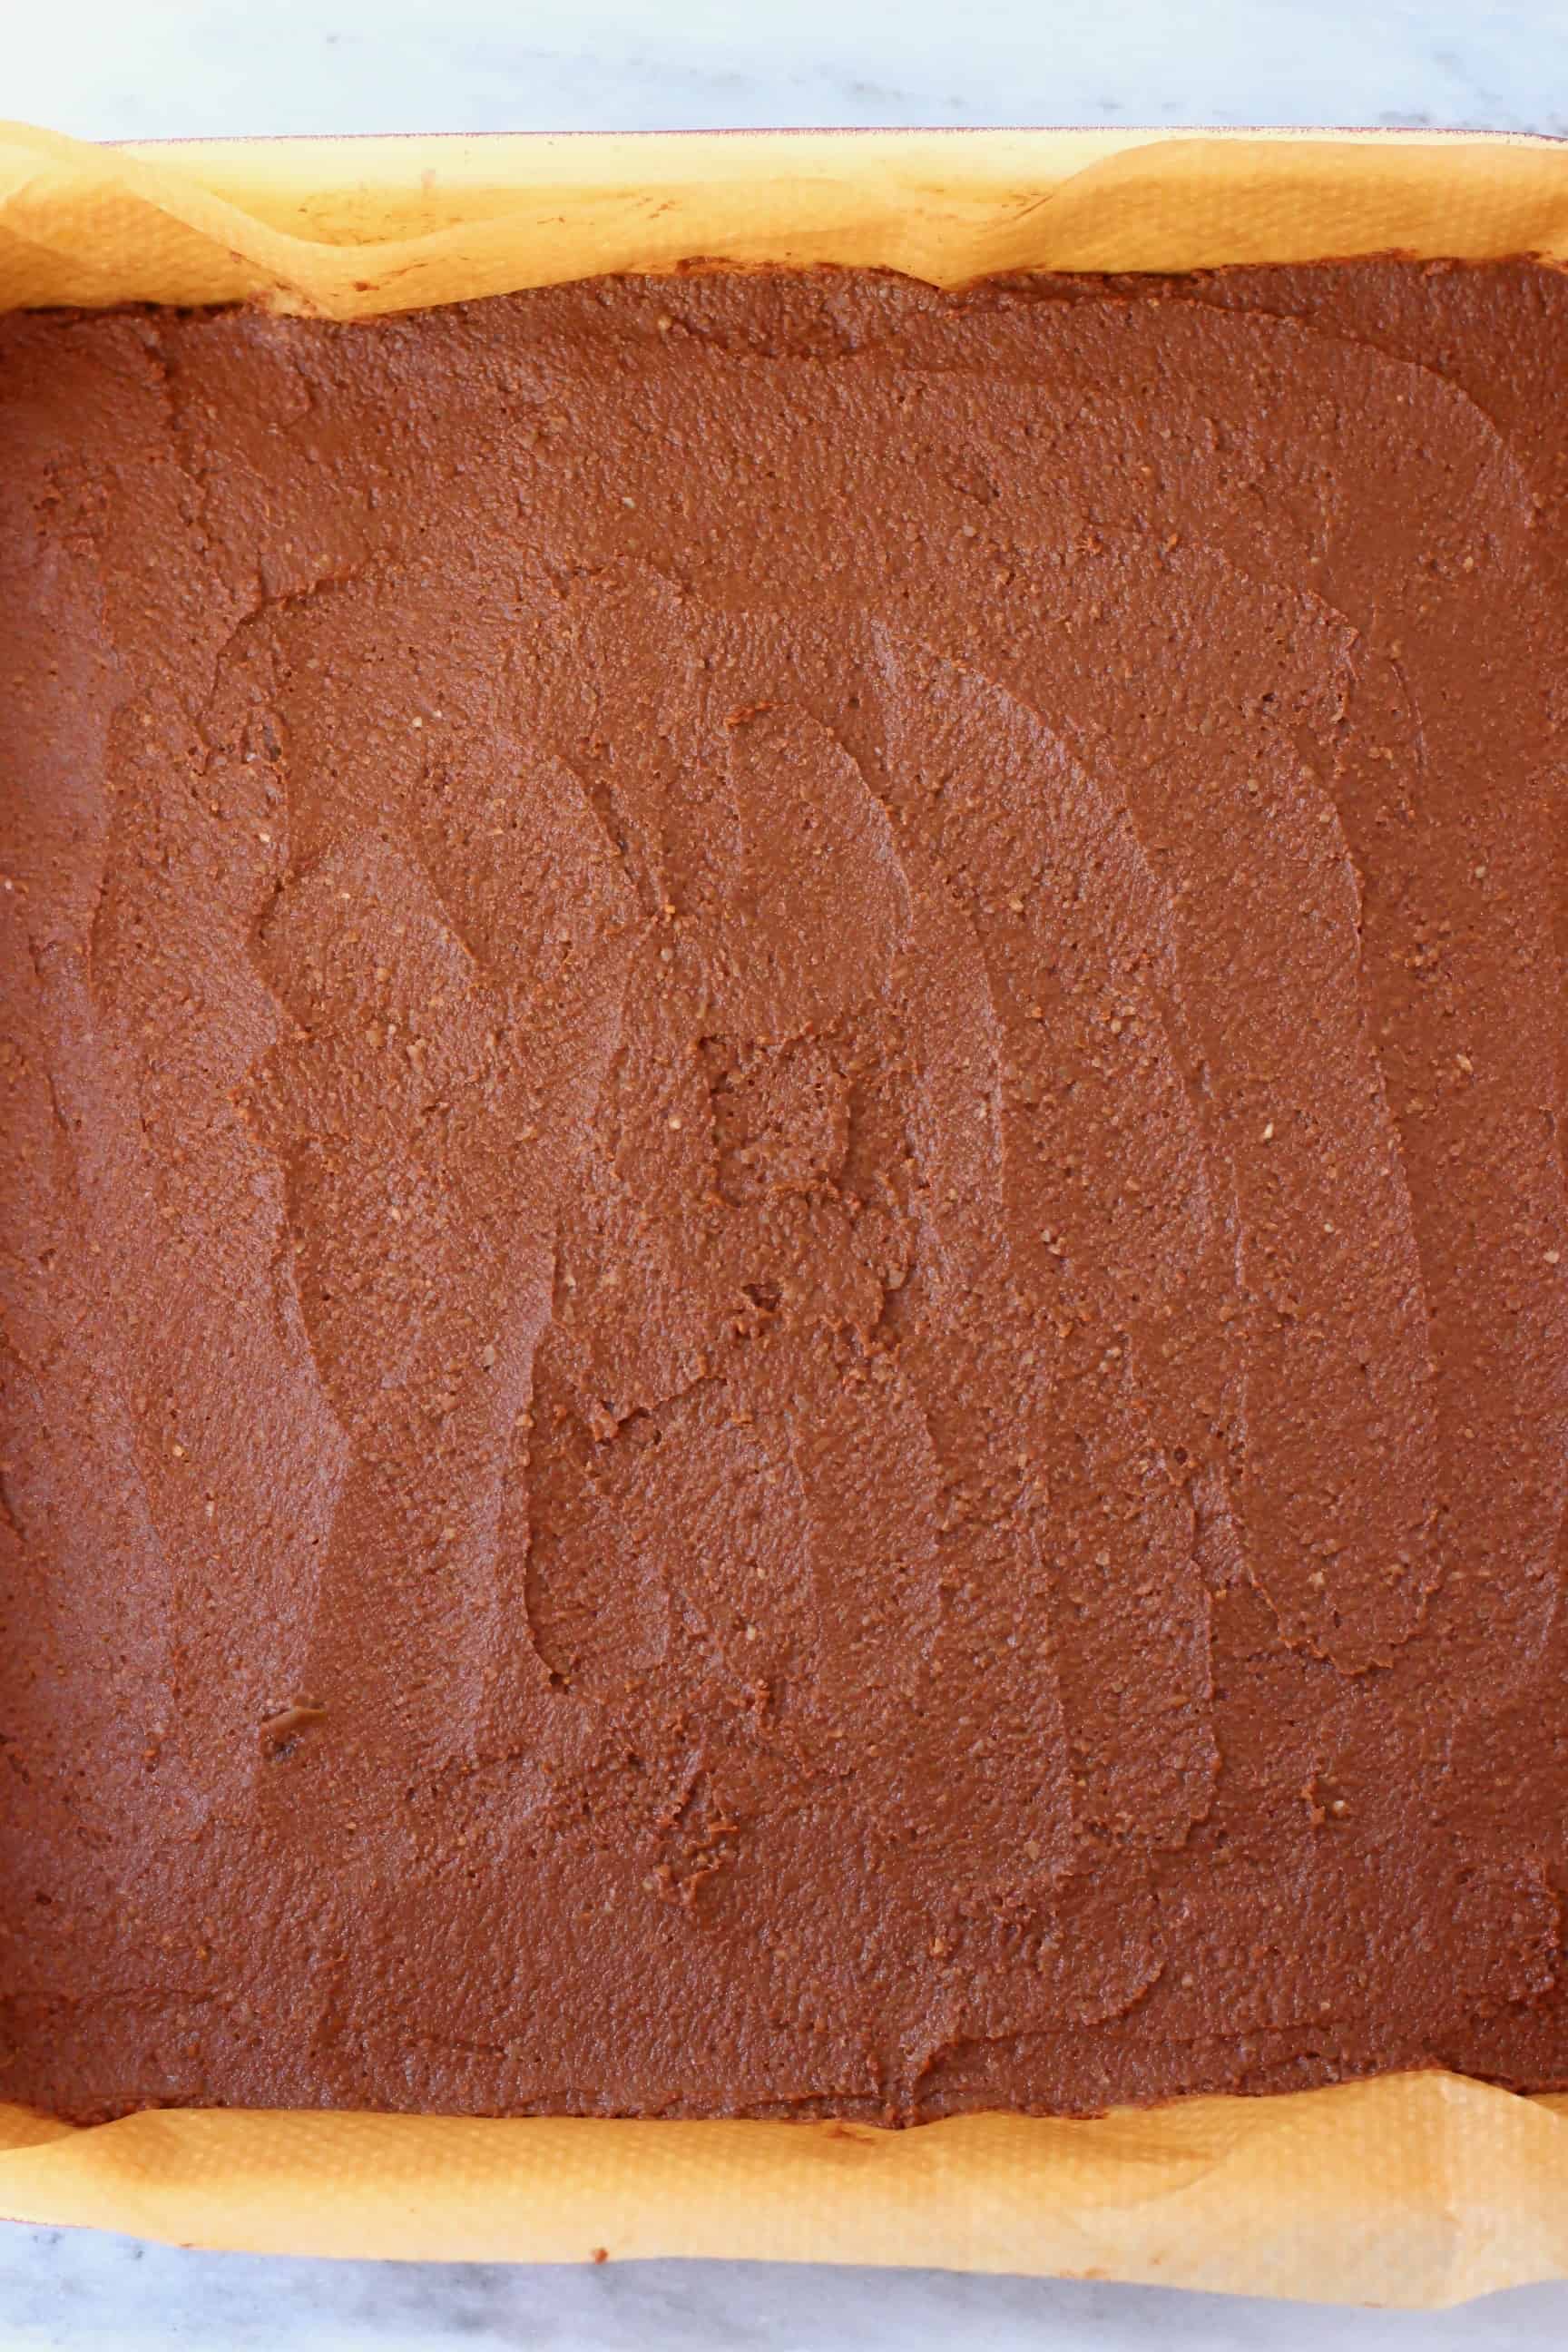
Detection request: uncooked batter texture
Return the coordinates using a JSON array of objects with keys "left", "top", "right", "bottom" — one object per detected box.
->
[{"left": 3, "top": 260, "right": 1568, "bottom": 2126}]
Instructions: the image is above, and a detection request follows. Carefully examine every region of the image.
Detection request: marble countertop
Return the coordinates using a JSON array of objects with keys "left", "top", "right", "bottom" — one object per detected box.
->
[
  {"left": 8, "top": 0, "right": 1568, "bottom": 139},
  {"left": 7, "top": 1, "right": 1568, "bottom": 2345},
  {"left": 6, "top": 2230, "right": 1568, "bottom": 2350}
]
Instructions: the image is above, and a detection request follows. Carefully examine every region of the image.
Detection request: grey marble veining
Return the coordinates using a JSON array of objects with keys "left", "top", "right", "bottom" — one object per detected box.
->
[
  {"left": 5, "top": 1, "right": 1568, "bottom": 2344},
  {"left": 7, "top": 0, "right": 1568, "bottom": 140},
  {"left": 5, "top": 2233, "right": 1568, "bottom": 2350}
]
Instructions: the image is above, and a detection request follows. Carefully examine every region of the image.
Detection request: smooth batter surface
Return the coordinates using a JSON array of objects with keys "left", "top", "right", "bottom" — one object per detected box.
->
[{"left": 3, "top": 260, "right": 1567, "bottom": 2125}]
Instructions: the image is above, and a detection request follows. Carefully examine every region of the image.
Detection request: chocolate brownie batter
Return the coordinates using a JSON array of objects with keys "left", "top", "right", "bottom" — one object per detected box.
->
[{"left": 3, "top": 260, "right": 1568, "bottom": 2125}]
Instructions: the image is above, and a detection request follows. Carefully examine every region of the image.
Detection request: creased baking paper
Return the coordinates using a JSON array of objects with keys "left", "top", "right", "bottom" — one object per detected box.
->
[
  {"left": 3, "top": 119, "right": 1568, "bottom": 2302},
  {"left": 3, "top": 122, "right": 1567, "bottom": 314}
]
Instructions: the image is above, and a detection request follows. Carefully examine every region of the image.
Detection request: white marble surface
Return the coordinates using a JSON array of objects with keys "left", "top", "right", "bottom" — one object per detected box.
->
[
  {"left": 7, "top": 2, "right": 1568, "bottom": 2345},
  {"left": 8, "top": 0, "right": 1568, "bottom": 140},
  {"left": 6, "top": 2230, "right": 1568, "bottom": 2351}
]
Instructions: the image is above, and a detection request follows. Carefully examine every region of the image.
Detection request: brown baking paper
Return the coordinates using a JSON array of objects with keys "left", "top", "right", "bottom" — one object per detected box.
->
[
  {"left": 3, "top": 122, "right": 1568, "bottom": 313},
  {"left": 4, "top": 119, "right": 1568, "bottom": 2303}
]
